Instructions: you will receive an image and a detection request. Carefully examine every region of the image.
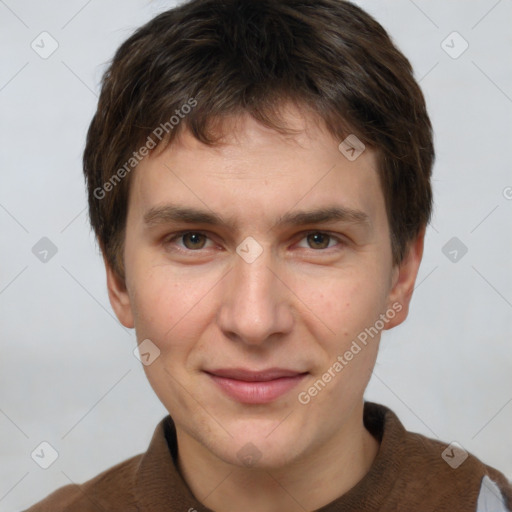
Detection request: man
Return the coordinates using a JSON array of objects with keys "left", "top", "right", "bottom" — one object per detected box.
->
[{"left": 25, "top": 0, "right": 512, "bottom": 510}]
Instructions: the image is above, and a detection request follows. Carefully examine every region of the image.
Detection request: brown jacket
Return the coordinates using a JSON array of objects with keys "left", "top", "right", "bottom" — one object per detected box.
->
[{"left": 25, "top": 402, "right": 512, "bottom": 511}]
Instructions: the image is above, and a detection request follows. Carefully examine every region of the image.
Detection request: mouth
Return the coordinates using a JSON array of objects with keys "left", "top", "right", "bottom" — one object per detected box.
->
[{"left": 204, "top": 368, "right": 309, "bottom": 404}]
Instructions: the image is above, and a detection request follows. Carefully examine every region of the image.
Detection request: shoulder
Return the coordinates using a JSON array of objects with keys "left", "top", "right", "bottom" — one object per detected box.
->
[
  {"left": 23, "top": 453, "right": 143, "bottom": 512},
  {"left": 23, "top": 415, "right": 188, "bottom": 511},
  {"left": 398, "top": 419, "right": 512, "bottom": 509},
  {"left": 365, "top": 402, "right": 512, "bottom": 511}
]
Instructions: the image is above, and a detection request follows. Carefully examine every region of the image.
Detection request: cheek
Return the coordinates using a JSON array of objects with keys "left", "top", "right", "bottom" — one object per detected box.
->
[
  {"left": 298, "top": 269, "right": 389, "bottom": 341},
  {"left": 129, "top": 267, "right": 217, "bottom": 412},
  {"left": 129, "top": 264, "right": 215, "bottom": 351}
]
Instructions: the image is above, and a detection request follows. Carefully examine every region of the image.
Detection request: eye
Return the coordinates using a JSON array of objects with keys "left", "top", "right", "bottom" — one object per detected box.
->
[
  {"left": 297, "top": 231, "right": 342, "bottom": 250},
  {"left": 165, "top": 231, "right": 213, "bottom": 251}
]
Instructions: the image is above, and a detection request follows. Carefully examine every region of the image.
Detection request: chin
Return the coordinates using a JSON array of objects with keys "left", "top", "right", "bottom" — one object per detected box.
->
[
  {"left": 223, "top": 441, "right": 300, "bottom": 470},
  {"left": 210, "top": 421, "right": 305, "bottom": 469}
]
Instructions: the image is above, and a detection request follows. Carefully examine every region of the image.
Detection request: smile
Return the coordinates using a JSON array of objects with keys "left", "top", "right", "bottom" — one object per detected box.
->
[{"left": 204, "top": 368, "right": 309, "bottom": 404}]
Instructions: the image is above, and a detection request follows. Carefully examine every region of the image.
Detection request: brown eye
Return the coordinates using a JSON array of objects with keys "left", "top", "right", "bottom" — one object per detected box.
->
[
  {"left": 182, "top": 232, "right": 207, "bottom": 250},
  {"left": 306, "top": 232, "right": 332, "bottom": 249}
]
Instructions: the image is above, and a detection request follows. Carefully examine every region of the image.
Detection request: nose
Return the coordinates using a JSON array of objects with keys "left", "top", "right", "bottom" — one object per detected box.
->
[{"left": 216, "top": 248, "right": 294, "bottom": 346}]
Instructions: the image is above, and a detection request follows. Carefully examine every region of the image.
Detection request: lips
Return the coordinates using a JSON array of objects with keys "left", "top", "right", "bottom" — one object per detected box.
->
[
  {"left": 206, "top": 368, "right": 306, "bottom": 381},
  {"left": 204, "top": 368, "right": 308, "bottom": 404}
]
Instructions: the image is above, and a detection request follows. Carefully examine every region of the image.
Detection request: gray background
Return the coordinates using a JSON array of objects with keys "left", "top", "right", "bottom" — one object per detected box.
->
[{"left": 1, "top": 0, "right": 511, "bottom": 510}]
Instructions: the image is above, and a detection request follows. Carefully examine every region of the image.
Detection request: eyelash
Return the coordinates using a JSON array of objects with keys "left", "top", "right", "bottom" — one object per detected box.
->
[{"left": 163, "top": 230, "right": 346, "bottom": 254}]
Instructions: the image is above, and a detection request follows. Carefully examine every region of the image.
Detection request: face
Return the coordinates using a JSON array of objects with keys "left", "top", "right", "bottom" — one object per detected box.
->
[{"left": 106, "top": 107, "right": 423, "bottom": 469}]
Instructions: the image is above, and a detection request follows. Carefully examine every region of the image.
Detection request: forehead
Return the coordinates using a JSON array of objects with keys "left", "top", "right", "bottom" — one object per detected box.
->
[{"left": 127, "top": 111, "right": 385, "bottom": 232}]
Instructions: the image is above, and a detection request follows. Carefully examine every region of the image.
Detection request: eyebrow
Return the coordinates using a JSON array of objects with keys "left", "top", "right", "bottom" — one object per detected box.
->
[{"left": 143, "top": 204, "right": 371, "bottom": 230}]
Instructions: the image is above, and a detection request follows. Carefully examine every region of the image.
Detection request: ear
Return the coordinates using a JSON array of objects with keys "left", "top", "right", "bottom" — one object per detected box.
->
[
  {"left": 103, "top": 254, "right": 135, "bottom": 329},
  {"left": 384, "top": 226, "right": 426, "bottom": 330}
]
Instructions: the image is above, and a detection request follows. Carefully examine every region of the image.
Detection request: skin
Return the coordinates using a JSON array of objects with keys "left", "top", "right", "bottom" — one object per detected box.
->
[{"left": 105, "top": 106, "right": 425, "bottom": 512}]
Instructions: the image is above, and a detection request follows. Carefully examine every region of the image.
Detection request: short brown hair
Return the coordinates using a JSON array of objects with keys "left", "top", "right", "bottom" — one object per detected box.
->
[{"left": 84, "top": 0, "right": 434, "bottom": 283}]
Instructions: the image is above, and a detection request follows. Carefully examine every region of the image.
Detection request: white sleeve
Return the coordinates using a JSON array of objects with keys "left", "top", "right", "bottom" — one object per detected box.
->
[{"left": 476, "top": 475, "right": 511, "bottom": 512}]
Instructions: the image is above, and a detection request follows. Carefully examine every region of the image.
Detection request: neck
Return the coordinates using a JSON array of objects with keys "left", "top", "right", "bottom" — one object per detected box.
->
[{"left": 176, "top": 402, "right": 380, "bottom": 512}]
